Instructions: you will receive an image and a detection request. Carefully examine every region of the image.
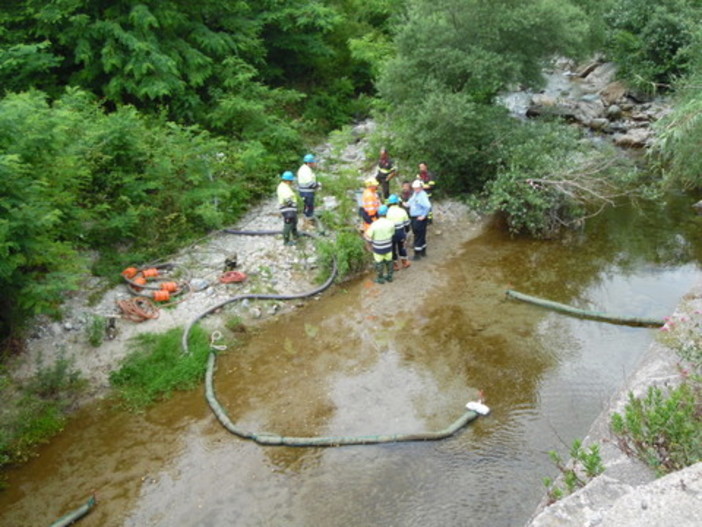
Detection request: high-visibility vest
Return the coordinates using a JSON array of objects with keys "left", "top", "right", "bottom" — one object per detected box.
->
[
  {"left": 362, "top": 188, "right": 380, "bottom": 220},
  {"left": 277, "top": 182, "right": 297, "bottom": 214},
  {"left": 386, "top": 205, "right": 410, "bottom": 233},
  {"left": 297, "top": 164, "right": 317, "bottom": 191},
  {"left": 365, "top": 217, "right": 395, "bottom": 254}
]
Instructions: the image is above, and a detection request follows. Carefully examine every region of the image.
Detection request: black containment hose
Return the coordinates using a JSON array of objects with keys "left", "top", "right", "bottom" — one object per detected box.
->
[{"left": 182, "top": 229, "right": 484, "bottom": 447}]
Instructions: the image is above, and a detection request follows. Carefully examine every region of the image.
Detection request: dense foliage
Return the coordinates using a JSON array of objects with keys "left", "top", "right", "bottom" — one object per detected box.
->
[
  {"left": 601, "top": 0, "right": 701, "bottom": 93},
  {"left": 377, "top": 0, "right": 590, "bottom": 194},
  {"left": 0, "top": 0, "right": 397, "bottom": 347},
  {"left": 3, "top": 0, "right": 702, "bottom": 347},
  {"left": 0, "top": 88, "right": 259, "bottom": 342},
  {"left": 0, "top": 355, "right": 85, "bottom": 483}
]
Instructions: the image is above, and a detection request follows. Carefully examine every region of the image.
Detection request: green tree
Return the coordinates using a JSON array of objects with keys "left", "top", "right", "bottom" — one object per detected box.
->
[
  {"left": 602, "top": 0, "right": 700, "bottom": 93},
  {"left": 0, "top": 88, "right": 260, "bottom": 346},
  {"left": 377, "top": 0, "right": 589, "bottom": 193}
]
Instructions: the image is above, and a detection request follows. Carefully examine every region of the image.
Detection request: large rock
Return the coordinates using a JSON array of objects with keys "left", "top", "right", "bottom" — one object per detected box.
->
[
  {"left": 613, "top": 127, "right": 652, "bottom": 148},
  {"left": 600, "top": 81, "right": 628, "bottom": 105},
  {"left": 529, "top": 465, "right": 702, "bottom": 527},
  {"left": 581, "top": 62, "right": 619, "bottom": 93}
]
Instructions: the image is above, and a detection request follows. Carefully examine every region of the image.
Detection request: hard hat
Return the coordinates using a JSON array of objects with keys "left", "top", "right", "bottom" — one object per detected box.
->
[
  {"left": 281, "top": 171, "right": 295, "bottom": 181},
  {"left": 412, "top": 179, "right": 423, "bottom": 189},
  {"left": 303, "top": 154, "right": 316, "bottom": 163},
  {"left": 378, "top": 205, "right": 388, "bottom": 216},
  {"left": 387, "top": 194, "right": 399, "bottom": 205},
  {"left": 365, "top": 177, "right": 379, "bottom": 187}
]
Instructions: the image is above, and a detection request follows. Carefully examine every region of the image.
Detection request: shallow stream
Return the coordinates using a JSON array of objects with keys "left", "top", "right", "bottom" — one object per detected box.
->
[{"left": 2, "top": 196, "right": 702, "bottom": 527}]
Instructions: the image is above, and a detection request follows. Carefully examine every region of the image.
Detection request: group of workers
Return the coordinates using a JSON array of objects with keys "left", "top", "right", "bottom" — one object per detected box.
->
[{"left": 276, "top": 148, "right": 436, "bottom": 284}]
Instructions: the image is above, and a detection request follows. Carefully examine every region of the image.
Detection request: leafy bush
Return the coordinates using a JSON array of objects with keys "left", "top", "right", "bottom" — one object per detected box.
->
[
  {"left": 602, "top": 0, "right": 700, "bottom": 93},
  {"left": 611, "top": 382, "right": 702, "bottom": 475},
  {"left": 479, "top": 122, "right": 638, "bottom": 237},
  {"left": 0, "top": 88, "right": 261, "bottom": 343},
  {"left": 316, "top": 231, "right": 369, "bottom": 283},
  {"left": 650, "top": 67, "right": 702, "bottom": 190},
  {"left": 86, "top": 314, "right": 107, "bottom": 348},
  {"left": 109, "top": 326, "right": 212, "bottom": 410},
  {"left": 0, "top": 356, "right": 85, "bottom": 478},
  {"left": 543, "top": 438, "right": 605, "bottom": 503},
  {"left": 658, "top": 308, "right": 702, "bottom": 373}
]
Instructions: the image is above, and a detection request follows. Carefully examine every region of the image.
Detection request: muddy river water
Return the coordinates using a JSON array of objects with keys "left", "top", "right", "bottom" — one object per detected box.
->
[{"left": 2, "top": 197, "right": 702, "bottom": 527}]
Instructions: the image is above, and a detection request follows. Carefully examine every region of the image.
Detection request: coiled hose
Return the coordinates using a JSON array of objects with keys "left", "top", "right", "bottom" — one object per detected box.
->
[{"left": 182, "top": 229, "right": 483, "bottom": 447}]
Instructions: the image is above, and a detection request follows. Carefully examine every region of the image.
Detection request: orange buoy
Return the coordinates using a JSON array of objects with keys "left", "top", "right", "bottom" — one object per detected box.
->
[
  {"left": 121, "top": 267, "right": 139, "bottom": 279},
  {"left": 132, "top": 276, "right": 147, "bottom": 291},
  {"left": 142, "top": 268, "right": 160, "bottom": 278},
  {"left": 153, "top": 290, "right": 171, "bottom": 302},
  {"left": 160, "top": 281, "right": 179, "bottom": 292}
]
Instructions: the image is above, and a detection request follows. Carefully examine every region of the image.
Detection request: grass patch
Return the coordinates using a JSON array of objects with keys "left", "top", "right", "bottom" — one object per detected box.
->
[
  {"left": 0, "top": 356, "right": 86, "bottom": 488},
  {"left": 109, "top": 325, "right": 213, "bottom": 410}
]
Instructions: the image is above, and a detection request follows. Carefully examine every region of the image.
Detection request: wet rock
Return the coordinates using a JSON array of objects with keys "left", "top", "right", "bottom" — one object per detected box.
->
[
  {"left": 606, "top": 104, "right": 623, "bottom": 120},
  {"left": 190, "top": 278, "right": 209, "bottom": 291},
  {"left": 600, "top": 81, "right": 628, "bottom": 105},
  {"left": 576, "top": 60, "right": 601, "bottom": 78},
  {"left": 581, "top": 62, "right": 618, "bottom": 92},
  {"left": 613, "top": 128, "right": 652, "bottom": 148},
  {"left": 588, "top": 118, "right": 610, "bottom": 131}
]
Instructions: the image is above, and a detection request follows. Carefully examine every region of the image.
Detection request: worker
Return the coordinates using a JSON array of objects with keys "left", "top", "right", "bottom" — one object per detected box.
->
[
  {"left": 416, "top": 161, "right": 436, "bottom": 197},
  {"left": 408, "top": 179, "right": 431, "bottom": 259},
  {"left": 365, "top": 205, "right": 396, "bottom": 284},
  {"left": 416, "top": 162, "right": 435, "bottom": 223},
  {"left": 376, "top": 147, "right": 397, "bottom": 200},
  {"left": 360, "top": 177, "right": 381, "bottom": 233},
  {"left": 399, "top": 180, "right": 412, "bottom": 210},
  {"left": 297, "top": 153, "right": 320, "bottom": 228},
  {"left": 386, "top": 194, "right": 411, "bottom": 271},
  {"left": 277, "top": 171, "right": 299, "bottom": 246}
]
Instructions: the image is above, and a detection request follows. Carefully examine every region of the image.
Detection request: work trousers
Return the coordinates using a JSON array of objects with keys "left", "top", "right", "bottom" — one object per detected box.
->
[
  {"left": 299, "top": 191, "right": 315, "bottom": 218},
  {"left": 411, "top": 217, "right": 428, "bottom": 253}
]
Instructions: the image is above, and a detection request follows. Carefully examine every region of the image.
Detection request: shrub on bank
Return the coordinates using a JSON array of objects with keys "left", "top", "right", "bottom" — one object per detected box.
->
[
  {"left": 0, "top": 356, "right": 85, "bottom": 488},
  {"left": 611, "top": 306, "right": 702, "bottom": 475}
]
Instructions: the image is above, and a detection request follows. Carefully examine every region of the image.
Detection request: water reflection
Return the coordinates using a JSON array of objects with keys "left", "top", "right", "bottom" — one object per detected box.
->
[{"left": 1, "top": 197, "right": 701, "bottom": 527}]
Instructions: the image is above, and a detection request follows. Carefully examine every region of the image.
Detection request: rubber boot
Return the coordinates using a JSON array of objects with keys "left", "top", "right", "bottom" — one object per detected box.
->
[
  {"left": 283, "top": 223, "right": 294, "bottom": 245},
  {"left": 401, "top": 258, "right": 411, "bottom": 269},
  {"left": 412, "top": 250, "right": 422, "bottom": 261},
  {"left": 384, "top": 261, "right": 394, "bottom": 283},
  {"left": 393, "top": 260, "right": 401, "bottom": 271},
  {"left": 374, "top": 263, "right": 386, "bottom": 284}
]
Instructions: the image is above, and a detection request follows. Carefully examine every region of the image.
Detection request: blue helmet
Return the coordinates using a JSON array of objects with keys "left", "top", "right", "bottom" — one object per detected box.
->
[
  {"left": 303, "top": 154, "right": 316, "bottom": 163},
  {"left": 281, "top": 171, "right": 295, "bottom": 181},
  {"left": 378, "top": 205, "right": 389, "bottom": 216},
  {"left": 387, "top": 194, "right": 399, "bottom": 205}
]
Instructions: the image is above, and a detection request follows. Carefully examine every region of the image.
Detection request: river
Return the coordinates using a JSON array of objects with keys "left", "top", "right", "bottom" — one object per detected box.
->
[{"left": 1, "top": 195, "right": 701, "bottom": 527}]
